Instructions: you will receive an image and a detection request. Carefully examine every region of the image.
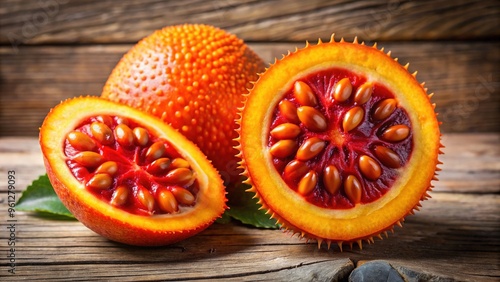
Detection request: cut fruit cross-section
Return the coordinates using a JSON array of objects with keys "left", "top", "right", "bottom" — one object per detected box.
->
[
  {"left": 40, "top": 96, "right": 227, "bottom": 246},
  {"left": 237, "top": 36, "right": 443, "bottom": 249}
]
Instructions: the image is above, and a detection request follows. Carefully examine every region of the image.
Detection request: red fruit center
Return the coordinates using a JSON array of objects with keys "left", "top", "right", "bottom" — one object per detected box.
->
[
  {"left": 63, "top": 115, "right": 198, "bottom": 216},
  {"left": 268, "top": 68, "right": 413, "bottom": 209}
]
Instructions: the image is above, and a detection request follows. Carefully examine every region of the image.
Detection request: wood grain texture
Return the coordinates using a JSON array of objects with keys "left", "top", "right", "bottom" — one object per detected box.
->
[
  {"left": 0, "top": 134, "right": 498, "bottom": 281},
  {"left": 437, "top": 134, "right": 500, "bottom": 194},
  {"left": 1, "top": 41, "right": 499, "bottom": 136},
  {"left": 0, "top": 0, "right": 499, "bottom": 46}
]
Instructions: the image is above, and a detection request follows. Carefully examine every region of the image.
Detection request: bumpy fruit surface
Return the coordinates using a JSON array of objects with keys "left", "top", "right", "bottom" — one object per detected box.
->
[
  {"left": 101, "top": 24, "right": 266, "bottom": 186},
  {"left": 40, "top": 96, "right": 226, "bottom": 246},
  {"left": 237, "top": 36, "right": 443, "bottom": 249}
]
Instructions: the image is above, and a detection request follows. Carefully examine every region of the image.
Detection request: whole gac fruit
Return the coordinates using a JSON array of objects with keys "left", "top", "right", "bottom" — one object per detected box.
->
[{"left": 101, "top": 24, "right": 266, "bottom": 187}]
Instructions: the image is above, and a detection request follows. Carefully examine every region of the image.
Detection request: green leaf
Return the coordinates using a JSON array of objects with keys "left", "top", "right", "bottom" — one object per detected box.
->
[
  {"left": 215, "top": 210, "right": 232, "bottom": 224},
  {"left": 17, "top": 174, "right": 75, "bottom": 219},
  {"left": 226, "top": 183, "right": 279, "bottom": 229}
]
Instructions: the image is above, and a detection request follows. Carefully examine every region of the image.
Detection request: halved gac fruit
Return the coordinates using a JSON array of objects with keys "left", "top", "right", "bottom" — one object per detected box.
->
[
  {"left": 237, "top": 36, "right": 443, "bottom": 249},
  {"left": 40, "top": 96, "right": 227, "bottom": 246}
]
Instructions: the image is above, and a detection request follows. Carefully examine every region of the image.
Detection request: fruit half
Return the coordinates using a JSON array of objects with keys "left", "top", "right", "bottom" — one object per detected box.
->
[
  {"left": 40, "top": 96, "right": 226, "bottom": 246},
  {"left": 101, "top": 24, "right": 266, "bottom": 187},
  {"left": 237, "top": 36, "right": 442, "bottom": 249}
]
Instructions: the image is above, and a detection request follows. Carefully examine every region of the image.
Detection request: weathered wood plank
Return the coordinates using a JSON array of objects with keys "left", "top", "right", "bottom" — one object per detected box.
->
[
  {"left": 1, "top": 41, "right": 499, "bottom": 136},
  {"left": 1, "top": 193, "right": 498, "bottom": 281},
  {"left": 438, "top": 133, "right": 500, "bottom": 194},
  {"left": 1, "top": 0, "right": 498, "bottom": 46},
  {"left": 0, "top": 137, "right": 46, "bottom": 191}
]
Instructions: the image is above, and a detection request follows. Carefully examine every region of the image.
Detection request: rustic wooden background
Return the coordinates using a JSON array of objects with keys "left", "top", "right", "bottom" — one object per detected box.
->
[
  {"left": 0, "top": 1, "right": 499, "bottom": 281},
  {"left": 0, "top": 0, "right": 499, "bottom": 136}
]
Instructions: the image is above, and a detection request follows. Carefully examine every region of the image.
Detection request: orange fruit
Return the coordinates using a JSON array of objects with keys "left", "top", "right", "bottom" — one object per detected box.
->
[
  {"left": 237, "top": 36, "right": 443, "bottom": 249},
  {"left": 40, "top": 96, "right": 226, "bottom": 246},
  {"left": 101, "top": 24, "right": 266, "bottom": 187}
]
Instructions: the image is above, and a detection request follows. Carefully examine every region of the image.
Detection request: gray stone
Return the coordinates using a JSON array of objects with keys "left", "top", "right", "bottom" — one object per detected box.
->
[{"left": 349, "top": 260, "right": 404, "bottom": 282}]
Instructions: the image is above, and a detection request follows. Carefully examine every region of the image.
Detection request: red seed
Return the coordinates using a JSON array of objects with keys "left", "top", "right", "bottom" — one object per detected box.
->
[
  {"left": 359, "top": 155, "right": 382, "bottom": 180},
  {"left": 171, "top": 186, "right": 196, "bottom": 205},
  {"left": 67, "top": 131, "right": 96, "bottom": 151},
  {"left": 333, "top": 78, "right": 352, "bottom": 102},
  {"left": 381, "top": 125, "right": 410, "bottom": 142},
  {"left": 373, "top": 98, "right": 397, "bottom": 120},
  {"left": 323, "top": 165, "right": 341, "bottom": 195},
  {"left": 344, "top": 175, "right": 362, "bottom": 205},
  {"left": 270, "top": 123, "right": 301, "bottom": 140},
  {"left": 146, "top": 141, "right": 166, "bottom": 162},
  {"left": 114, "top": 124, "right": 134, "bottom": 147},
  {"left": 110, "top": 185, "right": 129, "bottom": 206},
  {"left": 90, "top": 122, "right": 114, "bottom": 145},
  {"left": 296, "top": 137, "right": 325, "bottom": 161},
  {"left": 354, "top": 82, "right": 374, "bottom": 105},
  {"left": 279, "top": 100, "right": 300, "bottom": 124},
  {"left": 72, "top": 151, "right": 102, "bottom": 168},
  {"left": 297, "top": 170, "right": 317, "bottom": 195},
  {"left": 294, "top": 81, "right": 318, "bottom": 106},
  {"left": 343, "top": 106, "right": 364, "bottom": 132},
  {"left": 283, "top": 160, "right": 309, "bottom": 181},
  {"left": 297, "top": 106, "right": 328, "bottom": 132},
  {"left": 86, "top": 173, "right": 112, "bottom": 190},
  {"left": 157, "top": 188, "right": 178, "bottom": 213},
  {"left": 269, "top": 140, "right": 298, "bottom": 159},
  {"left": 133, "top": 127, "right": 149, "bottom": 146},
  {"left": 374, "top": 146, "right": 402, "bottom": 168},
  {"left": 137, "top": 186, "right": 155, "bottom": 212},
  {"left": 165, "top": 168, "right": 194, "bottom": 186}
]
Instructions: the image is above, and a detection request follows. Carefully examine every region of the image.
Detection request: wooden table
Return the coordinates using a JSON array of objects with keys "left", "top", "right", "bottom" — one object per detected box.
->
[{"left": 1, "top": 1, "right": 499, "bottom": 281}]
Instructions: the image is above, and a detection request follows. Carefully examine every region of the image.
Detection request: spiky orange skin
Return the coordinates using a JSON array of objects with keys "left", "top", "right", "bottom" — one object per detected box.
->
[
  {"left": 101, "top": 24, "right": 266, "bottom": 187},
  {"left": 237, "top": 37, "right": 442, "bottom": 249},
  {"left": 40, "top": 97, "right": 227, "bottom": 246}
]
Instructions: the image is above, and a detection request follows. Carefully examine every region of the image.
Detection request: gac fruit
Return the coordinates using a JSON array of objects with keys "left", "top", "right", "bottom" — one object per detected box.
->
[
  {"left": 101, "top": 24, "right": 266, "bottom": 188},
  {"left": 40, "top": 96, "right": 227, "bottom": 246},
  {"left": 237, "top": 36, "right": 443, "bottom": 249}
]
